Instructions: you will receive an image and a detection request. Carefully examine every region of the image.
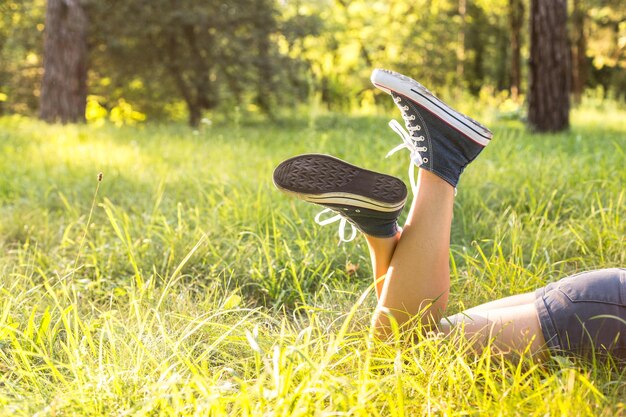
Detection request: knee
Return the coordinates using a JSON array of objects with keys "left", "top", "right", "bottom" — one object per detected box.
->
[{"left": 371, "top": 304, "right": 442, "bottom": 340}]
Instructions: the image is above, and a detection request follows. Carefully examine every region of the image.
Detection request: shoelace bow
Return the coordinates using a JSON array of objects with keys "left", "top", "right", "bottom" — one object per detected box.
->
[
  {"left": 314, "top": 208, "right": 358, "bottom": 243},
  {"left": 386, "top": 119, "right": 424, "bottom": 195}
]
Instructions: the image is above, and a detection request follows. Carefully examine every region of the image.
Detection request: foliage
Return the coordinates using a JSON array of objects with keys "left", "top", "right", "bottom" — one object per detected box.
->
[
  {"left": 85, "top": 0, "right": 292, "bottom": 126},
  {"left": 0, "top": 0, "right": 625, "bottom": 118},
  {"left": 585, "top": 1, "right": 626, "bottom": 95},
  {"left": 0, "top": 0, "right": 45, "bottom": 115},
  {"left": 0, "top": 106, "right": 624, "bottom": 414}
]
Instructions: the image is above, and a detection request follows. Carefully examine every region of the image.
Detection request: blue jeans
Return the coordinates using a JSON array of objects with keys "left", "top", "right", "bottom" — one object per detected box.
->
[{"left": 535, "top": 268, "right": 626, "bottom": 360}]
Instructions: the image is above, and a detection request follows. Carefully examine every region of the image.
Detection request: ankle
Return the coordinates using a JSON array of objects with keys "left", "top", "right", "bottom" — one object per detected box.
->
[
  {"left": 365, "top": 229, "right": 401, "bottom": 247},
  {"left": 415, "top": 170, "right": 456, "bottom": 198},
  {"left": 418, "top": 169, "right": 454, "bottom": 187}
]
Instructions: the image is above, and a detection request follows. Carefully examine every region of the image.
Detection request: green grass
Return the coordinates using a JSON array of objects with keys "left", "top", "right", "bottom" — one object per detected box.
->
[{"left": 0, "top": 105, "right": 624, "bottom": 416}]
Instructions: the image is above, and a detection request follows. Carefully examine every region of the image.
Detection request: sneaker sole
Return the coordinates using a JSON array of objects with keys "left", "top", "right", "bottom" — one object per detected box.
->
[
  {"left": 371, "top": 68, "right": 493, "bottom": 146},
  {"left": 273, "top": 154, "right": 407, "bottom": 212}
]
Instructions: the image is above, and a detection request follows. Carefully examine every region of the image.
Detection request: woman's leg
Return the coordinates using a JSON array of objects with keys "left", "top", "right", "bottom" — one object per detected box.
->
[
  {"left": 366, "top": 200, "right": 546, "bottom": 354},
  {"left": 364, "top": 232, "right": 401, "bottom": 298},
  {"left": 363, "top": 171, "right": 546, "bottom": 354},
  {"left": 443, "top": 303, "right": 546, "bottom": 356},
  {"left": 368, "top": 69, "right": 491, "bottom": 332},
  {"left": 463, "top": 291, "right": 536, "bottom": 313},
  {"left": 373, "top": 170, "right": 455, "bottom": 330},
  {"left": 363, "top": 203, "right": 536, "bottom": 311},
  {"left": 273, "top": 152, "right": 549, "bottom": 354}
]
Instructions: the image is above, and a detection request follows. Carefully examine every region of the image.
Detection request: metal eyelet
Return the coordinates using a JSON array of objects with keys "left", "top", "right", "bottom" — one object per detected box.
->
[{"left": 423, "top": 157, "right": 429, "bottom": 163}]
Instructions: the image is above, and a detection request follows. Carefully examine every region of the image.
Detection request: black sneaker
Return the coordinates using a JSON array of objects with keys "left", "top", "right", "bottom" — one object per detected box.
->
[
  {"left": 273, "top": 154, "right": 407, "bottom": 241},
  {"left": 371, "top": 68, "right": 493, "bottom": 187}
]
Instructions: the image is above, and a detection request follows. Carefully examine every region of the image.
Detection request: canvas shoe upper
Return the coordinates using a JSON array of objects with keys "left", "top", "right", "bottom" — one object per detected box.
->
[{"left": 371, "top": 69, "right": 493, "bottom": 188}]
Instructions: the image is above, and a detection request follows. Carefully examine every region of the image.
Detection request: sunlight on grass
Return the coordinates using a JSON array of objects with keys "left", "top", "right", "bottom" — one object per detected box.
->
[{"left": 0, "top": 108, "right": 624, "bottom": 415}]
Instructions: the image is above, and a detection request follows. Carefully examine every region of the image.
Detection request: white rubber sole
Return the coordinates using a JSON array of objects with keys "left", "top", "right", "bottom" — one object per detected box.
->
[
  {"left": 274, "top": 188, "right": 406, "bottom": 212},
  {"left": 371, "top": 68, "right": 493, "bottom": 146}
]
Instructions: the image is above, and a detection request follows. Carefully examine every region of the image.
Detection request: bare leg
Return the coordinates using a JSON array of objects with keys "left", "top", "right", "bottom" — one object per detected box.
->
[
  {"left": 364, "top": 232, "right": 401, "bottom": 298},
  {"left": 443, "top": 291, "right": 546, "bottom": 356},
  {"left": 442, "top": 303, "right": 546, "bottom": 358},
  {"left": 365, "top": 171, "right": 547, "bottom": 355},
  {"left": 463, "top": 291, "right": 535, "bottom": 314},
  {"left": 373, "top": 170, "right": 454, "bottom": 331}
]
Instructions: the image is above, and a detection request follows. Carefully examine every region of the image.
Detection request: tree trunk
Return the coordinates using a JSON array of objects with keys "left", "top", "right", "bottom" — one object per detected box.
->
[
  {"left": 495, "top": 27, "right": 509, "bottom": 91},
  {"left": 40, "top": 0, "right": 88, "bottom": 123},
  {"left": 508, "top": 0, "right": 524, "bottom": 100},
  {"left": 254, "top": 0, "right": 274, "bottom": 115},
  {"left": 528, "top": 0, "right": 570, "bottom": 132},
  {"left": 188, "top": 104, "right": 201, "bottom": 128},
  {"left": 164, "top": 33, "right": 206, "bottom": 128},
  {"left": 570, "top": 0, "right": 587, "bottom": 102}
]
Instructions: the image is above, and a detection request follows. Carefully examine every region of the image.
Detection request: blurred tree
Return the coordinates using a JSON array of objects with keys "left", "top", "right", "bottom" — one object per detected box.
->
[
  {"left": 88, "top": 0, "right": 286, "bottom": 126},
  {"left": 570, "top": 0, "right": 587, "bottom": 102},
  {"left": 253, "top": 0, "right": 277, "bottom": 114},
  {"left": 457, "top": 0, "right": 467, "bottom": 80},
  {"left": 528, "top": 0, "right": 570, "bottom": 132},
  {"left": 40, "top": 0, "right": 88, "bottom": 123},
  {"left": 1, "top": 0, "right": 625, "bottom": 121},
  {"left": 0, "top": 0, "right": 46, "bottom": 115},
  {"left": 470, "top": 0, "right": 510, "bottom": 93},
  {"left": 508, "top": 0, "right": 524, "bottom": 99},
  {"left": 585, "top": 1, "right": 626, "bottom": 99},
  {"left": 464, "top": 2, "right": 492, "bottom": 95}
]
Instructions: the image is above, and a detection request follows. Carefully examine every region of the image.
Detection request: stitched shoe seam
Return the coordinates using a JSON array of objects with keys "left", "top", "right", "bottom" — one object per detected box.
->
[{"left": 412, "top": 105, "right": 434, "bottom": 168}]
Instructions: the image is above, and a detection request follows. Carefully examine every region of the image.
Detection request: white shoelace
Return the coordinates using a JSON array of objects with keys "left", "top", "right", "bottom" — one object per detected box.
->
[
  {"left": 386, "top": 118, "right": 457, "bottom": 197},
  {"left": 314, "top": 208, "right": 358, "bottom": 243},
  {"left": 386, "top": 119, "right": 424, "bottom": 195}
]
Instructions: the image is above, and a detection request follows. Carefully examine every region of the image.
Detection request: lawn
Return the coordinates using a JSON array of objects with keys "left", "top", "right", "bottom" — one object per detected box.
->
[{"left": 0, "top": 103, "right": 624, "bottom": 416}]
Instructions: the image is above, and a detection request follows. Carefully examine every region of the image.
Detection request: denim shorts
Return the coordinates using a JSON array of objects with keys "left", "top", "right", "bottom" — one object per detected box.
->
[{"left": 535, "top": 268, "right": 626, "bottom": 360}]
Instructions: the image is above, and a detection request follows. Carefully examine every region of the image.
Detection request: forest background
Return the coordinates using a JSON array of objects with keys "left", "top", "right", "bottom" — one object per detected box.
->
[{"left": 1, "top": 0, "right": 625, "bottom": 126}]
